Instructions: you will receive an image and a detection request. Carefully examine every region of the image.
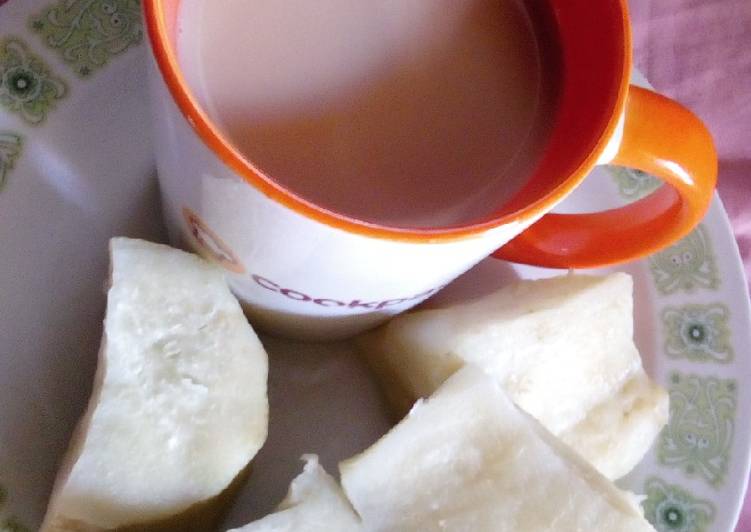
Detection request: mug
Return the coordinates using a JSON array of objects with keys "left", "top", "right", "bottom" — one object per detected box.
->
[{"left": 143, "top": 0, "right": 717, "bottom": 340}]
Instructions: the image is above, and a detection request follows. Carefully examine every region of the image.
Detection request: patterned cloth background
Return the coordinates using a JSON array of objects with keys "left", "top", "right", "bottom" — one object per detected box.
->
[{"left": 630, "top": 1, "right": 751, "bottom": 529}]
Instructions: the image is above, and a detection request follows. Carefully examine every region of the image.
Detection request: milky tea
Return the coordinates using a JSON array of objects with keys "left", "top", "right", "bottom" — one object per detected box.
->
[{"left": 178, "top": 0, "right": 559, "bottom": 228}]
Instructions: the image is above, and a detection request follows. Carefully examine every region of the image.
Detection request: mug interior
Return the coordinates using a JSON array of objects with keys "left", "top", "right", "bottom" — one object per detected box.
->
[{"left": 144, "top": 0, "right": 631, "bottom": 241}]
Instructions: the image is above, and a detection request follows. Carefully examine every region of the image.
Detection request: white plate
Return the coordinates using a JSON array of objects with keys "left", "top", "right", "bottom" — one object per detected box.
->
[{"left": 0, "top": 2, "right": 748, "bottom": 531}]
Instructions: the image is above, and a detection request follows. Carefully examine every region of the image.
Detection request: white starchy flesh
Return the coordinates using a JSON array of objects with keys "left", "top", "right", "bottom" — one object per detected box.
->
[
  {"left": 357, "top": 272, "right": 668, "bottom": 479},
  {"left": 229, "top": 455, "right": 362, "bottom": 532},
  {"left": 41, "top": 238, "right": 269, "bottom": 531},
  {"left": 558, "top": 371, "right": 668, "bottom": 478},
  {"left": 340, "top": 366, "right": 656, "bottom": 532}
]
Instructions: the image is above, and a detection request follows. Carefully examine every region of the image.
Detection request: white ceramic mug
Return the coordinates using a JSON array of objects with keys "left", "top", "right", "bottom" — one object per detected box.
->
[{"left": 144, "top": 0, "right": 717, "bottom": 339}]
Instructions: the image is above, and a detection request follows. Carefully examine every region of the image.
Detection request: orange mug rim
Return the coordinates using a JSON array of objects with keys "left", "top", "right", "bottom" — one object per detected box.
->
[{"left": 143, "top": 0, "right": 633, "bottom": 243}]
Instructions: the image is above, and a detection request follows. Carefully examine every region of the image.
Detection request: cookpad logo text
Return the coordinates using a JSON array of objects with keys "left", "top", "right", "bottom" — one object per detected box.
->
[{"left": 252, "top": 274, "right": 442, "bottom": 311}]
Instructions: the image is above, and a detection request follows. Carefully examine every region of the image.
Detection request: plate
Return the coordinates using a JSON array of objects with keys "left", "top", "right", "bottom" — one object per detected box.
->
[{"left": 0, "top": 2, "right": 748, "bottom": 531}]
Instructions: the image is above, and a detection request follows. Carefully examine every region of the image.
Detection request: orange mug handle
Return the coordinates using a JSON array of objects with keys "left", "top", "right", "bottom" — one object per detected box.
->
[{"left": 494, "top": 85, "right": 718, "bottom": 268}]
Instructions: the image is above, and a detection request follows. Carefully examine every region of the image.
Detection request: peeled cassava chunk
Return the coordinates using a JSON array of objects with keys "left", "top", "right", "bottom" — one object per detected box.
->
[
  {"left": 41, "top": 238, "right": 269, "bottom": 531},
  {"left": 339, "top": 366, "right": 656, "bottom": 532},
  {"left": 357, "top": 272, "right": 667, "bottom": 479},
  {"left": 229, "top": 455, "right": 361, "bottom": 532}
]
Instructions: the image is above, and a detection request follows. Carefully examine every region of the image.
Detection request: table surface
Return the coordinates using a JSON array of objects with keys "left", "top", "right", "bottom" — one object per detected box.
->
[{"left": 630, "top": 1, "right": 751, "bottom": 529}]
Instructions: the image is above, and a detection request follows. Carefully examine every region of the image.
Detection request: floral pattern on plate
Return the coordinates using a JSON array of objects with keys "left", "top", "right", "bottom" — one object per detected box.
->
[
  {"left": 608, "top": 166, "right": 663, "bottom": 200},
  {"left": 642, "top": 476, "right": 716, "bottom": 532},
  {"left": 0, "top": 131, "right": 22, "bottom": 189},
  {"left": 650, "top": 226, "right": 720, "bottom": 295},
  {"left": 30, "top": 0, "right": 142, "bottom": 78},
  {"left": 662, "top": 304, "right": 733, "bottom": 363},
  {"left": 0, "top": 37, "right": 67, "bottom": 125},
  {"left": 658, "top": 373, "right": 736, "bottom": 487}
]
